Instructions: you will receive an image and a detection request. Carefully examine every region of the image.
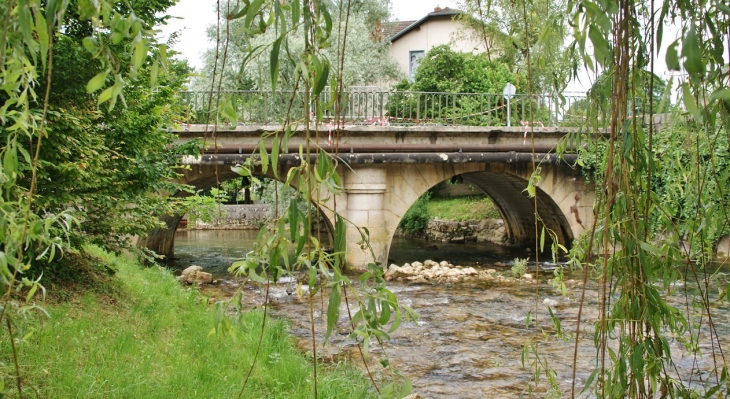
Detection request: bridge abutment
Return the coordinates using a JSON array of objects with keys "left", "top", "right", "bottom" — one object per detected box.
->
[{"left": 136, "top": 214, "right": 183, "bottom": 261}]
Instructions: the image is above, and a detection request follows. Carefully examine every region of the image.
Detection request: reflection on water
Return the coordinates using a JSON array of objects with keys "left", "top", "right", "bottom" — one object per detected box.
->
[
  {"left": 170, "top": 230, "right": 529, "bottom": 278},
  {"left": 388, "top": 237, "right": 526, "bottom": 266},
  {"left": 169, "top": 230, "right": 261, "bottom": 277},
  {"left": 170, "top": 229, "right": 730, "bottom": 398}
]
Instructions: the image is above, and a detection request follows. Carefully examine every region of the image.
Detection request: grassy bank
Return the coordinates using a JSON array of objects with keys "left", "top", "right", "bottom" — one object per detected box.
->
[
  {"left": 1, "top": 248, "right": 374, "bottom": 398},
  {"left": 425, "top": 196, "right": 501, "bottom": 221},
  {"left": 399, "top": 194, "right": 501, "bottom": 235}
]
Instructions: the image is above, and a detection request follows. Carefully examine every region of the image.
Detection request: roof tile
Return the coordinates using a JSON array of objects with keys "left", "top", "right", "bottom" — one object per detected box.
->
[
  {"left": 383, "top": 20, "right": 417, "bottom": 39},
  {"left": 387, "top": 7, "right": 462, "bottom": 42}
]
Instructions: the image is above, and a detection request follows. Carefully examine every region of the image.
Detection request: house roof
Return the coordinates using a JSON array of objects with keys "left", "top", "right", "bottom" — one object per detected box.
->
[
  {"left": 388, "top": 7, "right": 462, "bottom": 43},
  {"left": 383, "top": 20, "right": 417, "bottom": 38}
]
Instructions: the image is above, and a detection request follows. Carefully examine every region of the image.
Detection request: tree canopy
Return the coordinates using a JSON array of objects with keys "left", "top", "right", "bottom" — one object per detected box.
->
[
  {"left": 0, "top": 0, "right": 194, "bottom": 306},
  {"left": 457, "top": 0, "right": 576, "bottom": 93},
  {"left": 191, "top": 0, "right": 401, "bottom": 92}
]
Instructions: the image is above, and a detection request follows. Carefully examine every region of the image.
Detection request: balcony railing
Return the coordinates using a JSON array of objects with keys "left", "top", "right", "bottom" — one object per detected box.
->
[{"left": 177, "top": 89, "right": 627, "bottom": 127}]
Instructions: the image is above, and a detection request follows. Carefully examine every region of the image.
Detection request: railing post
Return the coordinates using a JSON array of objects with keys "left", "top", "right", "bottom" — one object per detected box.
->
[
  {"left": 521, "top": 95, "right": 525, "bottom": 122},
  {"left": 506, "top": 97, "right": 511, "bottom": 127},
  {"left": 452, "top": 94, "right": 456, "bottom": 125},
  {"left": 347, "top": 90, "right": 353, "bottom": 123},
  {"left": 379, "top": 90, "right": 384, "bottom": 123}
]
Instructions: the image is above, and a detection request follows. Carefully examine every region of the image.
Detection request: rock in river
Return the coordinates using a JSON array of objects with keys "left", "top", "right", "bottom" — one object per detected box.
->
[
  {"left": 177, "top": 265, "right": 213, "bottom": 285},
  {"left": 384, "top": 260, "right": 482, "bottom": 284}
]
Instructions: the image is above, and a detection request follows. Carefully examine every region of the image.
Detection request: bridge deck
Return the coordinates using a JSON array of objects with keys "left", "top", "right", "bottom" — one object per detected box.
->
[
  {"left": 172, "top": 124, "right": 589, "bottom": 150},
  {"left": 173, "top": 125, "right": 587, "bottom": 166}
]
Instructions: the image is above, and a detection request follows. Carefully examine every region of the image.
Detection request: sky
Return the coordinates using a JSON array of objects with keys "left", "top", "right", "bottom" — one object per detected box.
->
[{"left": 158, "top": 0, "right": 460, "bottom": 71}]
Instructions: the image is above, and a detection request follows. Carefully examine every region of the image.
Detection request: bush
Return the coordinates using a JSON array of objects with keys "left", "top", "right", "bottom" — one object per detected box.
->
[
  {"left": 399, "top": 192, "right": 432, "bottom": 235},
  {"left": 388, "top": 45, "right": 522, "bottom": 126},
  {"left": 511, "top": 257, "right": 528, "bottom": 277}
]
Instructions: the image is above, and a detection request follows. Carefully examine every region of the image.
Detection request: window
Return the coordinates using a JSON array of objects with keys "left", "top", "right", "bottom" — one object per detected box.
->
[{"left": 409, "top": 50, "right": 425, "bottom": 80}]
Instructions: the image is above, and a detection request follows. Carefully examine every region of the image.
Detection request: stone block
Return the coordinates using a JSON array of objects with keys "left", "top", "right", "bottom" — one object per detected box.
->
[
  {"left": 348, "top": 193, "right": 383, "bottom": 210},
  {"left": 717, "top": 235, "right": 730, "bottom": 258}
]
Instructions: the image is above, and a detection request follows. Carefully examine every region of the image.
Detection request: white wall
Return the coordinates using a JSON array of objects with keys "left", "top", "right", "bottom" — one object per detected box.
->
[{"left": 390, "top": 18, "right": 488, "bottom": 78}]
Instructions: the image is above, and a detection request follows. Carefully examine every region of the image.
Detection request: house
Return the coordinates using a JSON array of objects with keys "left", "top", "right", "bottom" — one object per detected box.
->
[{"left": 386, "top": 7, "right": 489, "bottom": 80}]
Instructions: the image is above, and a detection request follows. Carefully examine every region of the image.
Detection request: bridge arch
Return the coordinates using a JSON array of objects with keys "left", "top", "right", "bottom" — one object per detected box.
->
[
  {"left": 313, "top": 162, "right": 593, "bottom": 269},
  {"left": 375, "top": 163, "right": 588, "bottom": 265},
  {"left": 140, "top": 159, "right": 593, "bottom": 270},
  {"left": 150, "top": 123, "right": 602, "bottom": 268}
]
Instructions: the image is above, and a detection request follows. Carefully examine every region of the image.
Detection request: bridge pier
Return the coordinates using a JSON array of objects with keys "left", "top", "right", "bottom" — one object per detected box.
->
[{"left": 343, "top": 166, "right": 390, "bottom": 269}]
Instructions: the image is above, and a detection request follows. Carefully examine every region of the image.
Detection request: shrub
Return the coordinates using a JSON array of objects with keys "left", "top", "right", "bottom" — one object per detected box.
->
[
  {"left": 511, "top": 257, "right": 528, "bottom": 277},
  {"left": 399, "top": 192, "right": 432, "bottom": 235}
]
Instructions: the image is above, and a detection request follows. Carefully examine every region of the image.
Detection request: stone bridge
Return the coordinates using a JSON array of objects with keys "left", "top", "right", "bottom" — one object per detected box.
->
[{"left": 139, "top": 124, "right": 596, "bottom": 269}]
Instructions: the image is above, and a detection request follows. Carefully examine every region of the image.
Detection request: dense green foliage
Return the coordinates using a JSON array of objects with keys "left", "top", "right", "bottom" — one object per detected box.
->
[
  {"left": 391, "top": 45, "right": 518, "bottom": 95},
  {"left": 580, "top": 117, "right": 730, "bottom": 250},
  {"left": 36, "top": 53, "right": 192, "bottom": 255},
  {"left": 1, "top": 0, "right": 194, "bottom": 266},
  {"left": 459, "top": 0, "right": 575, "bottom": 93},
  {"left": 407, "top": 45, "right": 517, "bottom": 94},
  {"left": 219, "top": 177, "right": 255, "bottom": 204},
  {"left": 0, "top": 247, "right": 375, "bottom": 398},
  {"left": 398, "top": 192, "right": 431, "bottom": 235},
  {"left": 388, "top": 46, "right": 523, "bottom": 125}
]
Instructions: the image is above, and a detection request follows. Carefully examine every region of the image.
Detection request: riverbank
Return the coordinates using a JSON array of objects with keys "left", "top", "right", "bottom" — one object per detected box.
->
[{"left": 0, "top": 247, "right": 374, "bottom": 398}]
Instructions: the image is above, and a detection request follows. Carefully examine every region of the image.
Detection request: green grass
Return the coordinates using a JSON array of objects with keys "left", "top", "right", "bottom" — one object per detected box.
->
[
  {"left": 425, "top": 195, "right": 501, "bottom": 221},
  {"left": 1, "top": 247, "right": 374, "bottom": 398}
]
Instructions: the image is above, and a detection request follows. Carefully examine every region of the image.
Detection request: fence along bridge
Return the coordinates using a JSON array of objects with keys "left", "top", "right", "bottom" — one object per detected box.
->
[{"left": 142, "top": 90, "right": 599, "bottom": 269}]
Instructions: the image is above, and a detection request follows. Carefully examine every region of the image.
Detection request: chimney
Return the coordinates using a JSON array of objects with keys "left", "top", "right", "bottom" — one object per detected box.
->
[{"left": 434, "top": 6, "right": 442, "bottom": 12}]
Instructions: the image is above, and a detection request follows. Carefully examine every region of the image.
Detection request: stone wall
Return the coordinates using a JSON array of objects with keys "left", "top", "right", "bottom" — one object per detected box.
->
[
  {"left": 189, "top": 204, "right": 270, "bottom": 230},
  {"left": 425, "top": 218, "right": 507, "bottom": 244}
]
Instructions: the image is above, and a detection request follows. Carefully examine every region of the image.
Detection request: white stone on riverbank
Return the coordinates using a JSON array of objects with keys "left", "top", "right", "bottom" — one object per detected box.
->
[
  {"left": 543, "top": 298, "right": 559, "bottom": 307},
  {"left": 384, "top": 260, "right": 494, "bottom": 284},
  {"left": 177, "top": 265, "right": 213, "bottom": 285}
]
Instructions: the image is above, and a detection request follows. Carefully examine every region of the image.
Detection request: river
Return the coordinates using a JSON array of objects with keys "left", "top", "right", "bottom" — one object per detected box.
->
[{"left": 170, "top": 229, "right": 729, "bottom": 398}]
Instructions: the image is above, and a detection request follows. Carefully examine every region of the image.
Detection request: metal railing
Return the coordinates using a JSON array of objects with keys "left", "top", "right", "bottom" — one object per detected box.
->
[{"left": 177, "top": 89, "right": 605, "bottom": 127}]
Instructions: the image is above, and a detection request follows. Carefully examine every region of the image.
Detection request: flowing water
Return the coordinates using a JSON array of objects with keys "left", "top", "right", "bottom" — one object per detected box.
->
[{"left": 170, "top": 229, "right": 730, "bottom": 398}]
